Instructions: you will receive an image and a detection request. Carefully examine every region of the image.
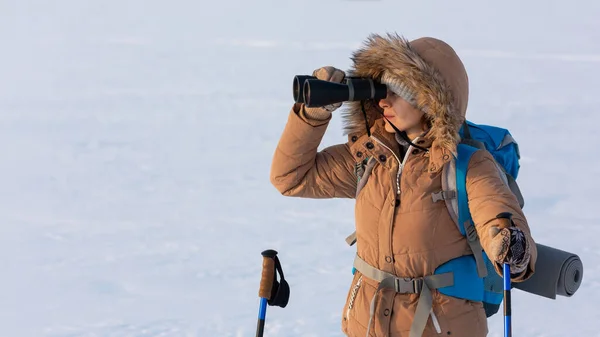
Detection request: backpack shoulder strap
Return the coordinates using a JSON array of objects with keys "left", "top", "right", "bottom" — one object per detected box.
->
[
  {"left": 454, "top": 143, "right": 488, "bottom": 278},
  {"left": 439, "top": 159, "right": 459, "bottom": 226},
  {"left": 346, "top": 156, "right": 378, "bottom": 247}
]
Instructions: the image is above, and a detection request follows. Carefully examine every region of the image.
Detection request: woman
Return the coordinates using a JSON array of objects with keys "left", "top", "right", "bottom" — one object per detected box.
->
[{"left": 270, "top": 33, "right": 537, "bottom": 337}]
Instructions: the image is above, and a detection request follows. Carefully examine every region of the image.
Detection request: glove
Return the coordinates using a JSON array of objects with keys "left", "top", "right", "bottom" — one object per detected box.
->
[
  {"left": 301, "top": 66, "right": 346, "bottom": 121},
  {"left": 488, "top": 221, "right": 531, "bottom": 275}
]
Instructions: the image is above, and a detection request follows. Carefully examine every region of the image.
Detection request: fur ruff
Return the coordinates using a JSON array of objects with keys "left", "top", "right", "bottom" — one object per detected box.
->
[{"left": 341, "top": 33, "right": 465, "bottom": 161}]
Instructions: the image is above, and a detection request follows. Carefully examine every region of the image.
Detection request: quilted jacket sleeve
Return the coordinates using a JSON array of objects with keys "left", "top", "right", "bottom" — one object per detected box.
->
[
  {"left": 466, "top": 149, "right": 537, "bottom": 282},
  {"left": 270, "top": 104, "right": 357, "bottom": 199}
]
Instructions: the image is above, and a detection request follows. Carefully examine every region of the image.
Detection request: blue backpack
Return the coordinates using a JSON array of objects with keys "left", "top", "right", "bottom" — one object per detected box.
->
[{"left": 433, "top": 120, "right": 524, "bottom": 317}]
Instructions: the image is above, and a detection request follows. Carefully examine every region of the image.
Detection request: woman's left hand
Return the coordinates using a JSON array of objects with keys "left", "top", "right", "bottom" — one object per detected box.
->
[{"left": 488, "top": 226, "right": 531, "bottom": 274}]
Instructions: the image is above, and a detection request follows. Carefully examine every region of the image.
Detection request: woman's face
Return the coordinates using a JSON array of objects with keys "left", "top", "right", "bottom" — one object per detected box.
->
[{"left": 378, "top": 91, "right": 425, "bottom": 137}]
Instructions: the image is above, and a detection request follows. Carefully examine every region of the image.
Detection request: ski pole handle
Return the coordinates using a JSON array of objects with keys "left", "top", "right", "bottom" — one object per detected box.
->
[
  {"left": 256, "top": 249, "right": 278, "bottom": 337},
  {"left": 259, "top": 250, "right": 277, "bottom": 299}
]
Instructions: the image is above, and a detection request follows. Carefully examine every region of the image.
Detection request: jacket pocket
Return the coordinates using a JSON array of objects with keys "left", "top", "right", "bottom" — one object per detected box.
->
[{"left": 434, "top": 290, "right": 488, "bottom": 336}]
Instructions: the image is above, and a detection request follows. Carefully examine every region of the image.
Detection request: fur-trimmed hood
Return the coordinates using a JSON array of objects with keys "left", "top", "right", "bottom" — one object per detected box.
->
[{"left": 341, "top": 33, "right": 469, "bottom": 169}]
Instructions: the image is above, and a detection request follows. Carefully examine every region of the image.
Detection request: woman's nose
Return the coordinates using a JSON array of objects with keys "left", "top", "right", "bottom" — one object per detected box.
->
[{"left": 378, "top": 98, "right": 390, "bottom": 109}]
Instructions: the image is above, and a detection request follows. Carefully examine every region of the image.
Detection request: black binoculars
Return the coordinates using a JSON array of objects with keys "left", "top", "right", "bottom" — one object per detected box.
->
[{"left": 293, "top": 75, "right": 387, "bottom": 107}]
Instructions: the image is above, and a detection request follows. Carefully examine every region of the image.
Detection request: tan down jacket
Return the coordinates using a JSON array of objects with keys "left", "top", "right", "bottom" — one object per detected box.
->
[{"left": 270, "top": 33, "right": 537, "bottom": 337}]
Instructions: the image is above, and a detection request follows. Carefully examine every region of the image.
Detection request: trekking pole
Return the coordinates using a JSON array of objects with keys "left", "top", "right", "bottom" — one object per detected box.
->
[
  {"left": 503, "top": 263, "right": 512, "bottom": 337},
  {"left": 256, "top": 249, "right": 289, "bottom": 337},
  {"left": 256, "top": 250, "right": 276, "bottom": 337}
]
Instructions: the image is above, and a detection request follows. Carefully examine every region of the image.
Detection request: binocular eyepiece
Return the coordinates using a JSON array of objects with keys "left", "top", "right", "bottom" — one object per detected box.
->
[{"left": 293, "top": 75, "right": 387, "bottom": 107}]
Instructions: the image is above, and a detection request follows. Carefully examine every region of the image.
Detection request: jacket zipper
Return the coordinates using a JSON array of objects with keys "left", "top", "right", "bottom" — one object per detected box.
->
[{"left": 371, "top": 135, "right": 422, "bottom": 195}]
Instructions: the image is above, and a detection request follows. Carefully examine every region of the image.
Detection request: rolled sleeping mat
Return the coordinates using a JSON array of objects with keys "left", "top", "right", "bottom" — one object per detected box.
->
[{"left": 514, "top": 243, "right": 583, "bottom": 299}]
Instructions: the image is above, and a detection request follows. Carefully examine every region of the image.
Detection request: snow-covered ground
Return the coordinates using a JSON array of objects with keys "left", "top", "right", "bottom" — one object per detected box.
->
[{"left": 1, "top": 0, "right": 599, "bottom": 336}]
